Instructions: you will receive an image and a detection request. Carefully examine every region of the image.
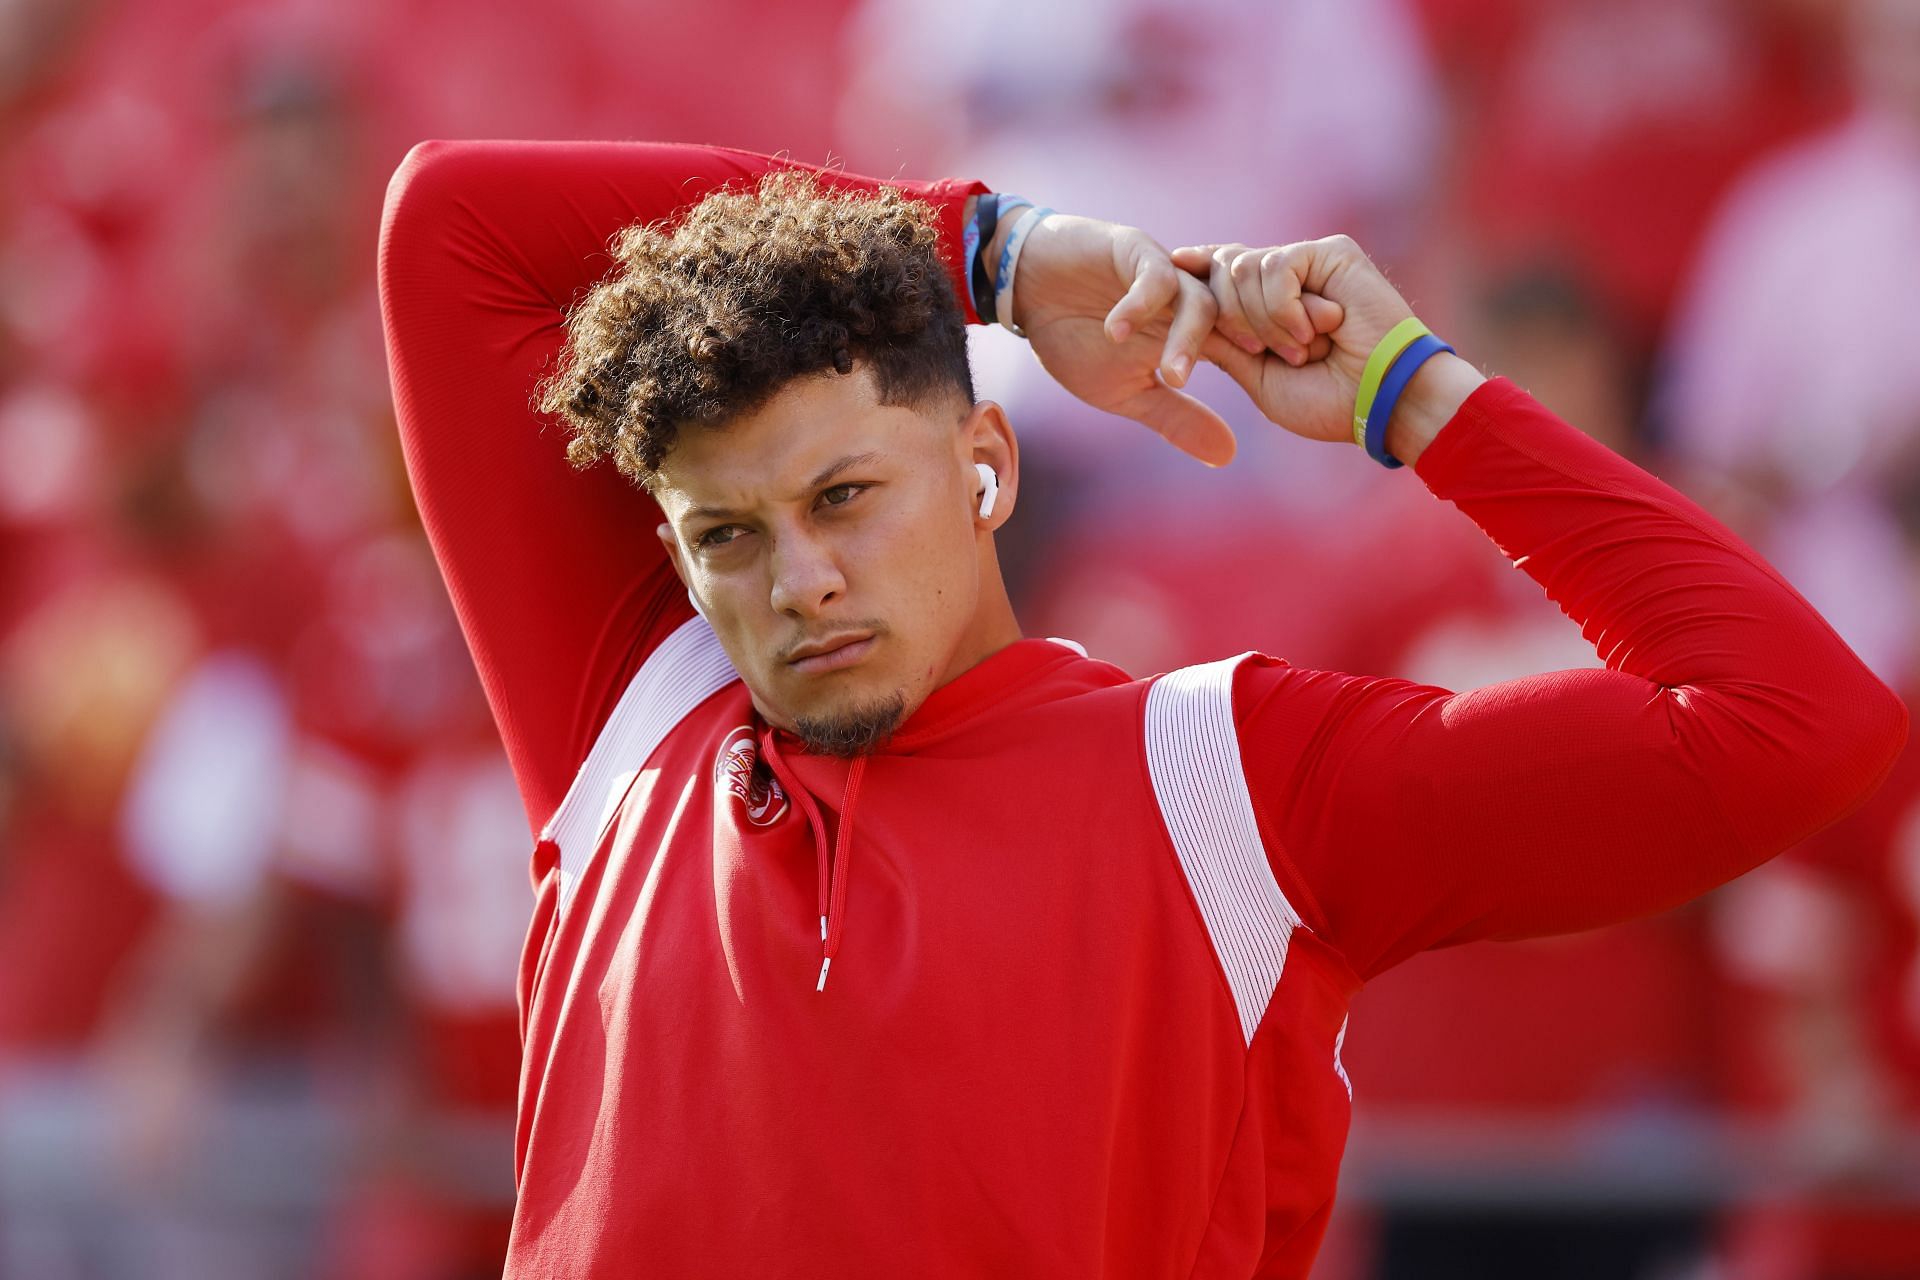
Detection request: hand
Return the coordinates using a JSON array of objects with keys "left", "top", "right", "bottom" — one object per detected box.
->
[
  {"left": 1010, "top": 213, "right": 1235, "bottom": 466},
  {"left": 1170, "top": 238, "right": 1484, "bottom": 464}
]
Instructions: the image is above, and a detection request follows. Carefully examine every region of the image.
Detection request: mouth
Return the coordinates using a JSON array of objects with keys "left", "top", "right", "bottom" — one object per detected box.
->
[{"left": 785, "top": 632, "right": 877, "bottom": 676}]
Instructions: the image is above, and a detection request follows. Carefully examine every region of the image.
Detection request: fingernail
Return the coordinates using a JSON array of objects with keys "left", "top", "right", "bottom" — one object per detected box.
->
[
  {"left": 1171, "top": 355, "right": 1191, "bottom": 383},
  {"left": 1238, "top": 335, "right": 1264, "bottom": 355},
  {"left": 1110, "top": 320, "right": 1131, "bottom": 342}
]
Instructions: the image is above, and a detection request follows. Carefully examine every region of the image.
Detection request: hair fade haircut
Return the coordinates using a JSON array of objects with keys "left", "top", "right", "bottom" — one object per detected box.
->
[{"left": 535, "top": 170, "right": 975, "bottom": 488}]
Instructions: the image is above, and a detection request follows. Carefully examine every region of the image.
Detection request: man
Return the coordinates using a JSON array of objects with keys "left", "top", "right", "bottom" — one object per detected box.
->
[{"left": 377, "top": 140, "right": 1906, "bottom": 1278}]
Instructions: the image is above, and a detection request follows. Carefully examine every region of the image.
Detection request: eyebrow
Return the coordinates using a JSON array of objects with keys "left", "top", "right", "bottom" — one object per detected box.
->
[{"left": 681, "top": 451, "right": 884, "bottom": 524}]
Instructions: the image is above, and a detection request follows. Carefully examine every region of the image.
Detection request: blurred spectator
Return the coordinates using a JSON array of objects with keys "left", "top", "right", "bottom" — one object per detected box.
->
[
  {"left": 1, "top": 1, "right": 868, "bottom": 1275},
  {"left": 839, "top": 0, "right": 1442, "bottom": 510},
  {"left": 2, "top": 0, "right": 1917, "bottom": 1274},
  {"left": 1706, "top": 447, "right": 1920, "bottom": 1280},
  {"left": 1659, "top": 0, "right": 1920, "bottom": 688},
  {"left": 1413, "top": 0, "right": 1847, "bottom": 349},
  {"left": 0, "top": 571, "right": 199, "bottom": 1052},
  {"left": 1339, "top": 265, "right": 1724, "bottom": 1280}
]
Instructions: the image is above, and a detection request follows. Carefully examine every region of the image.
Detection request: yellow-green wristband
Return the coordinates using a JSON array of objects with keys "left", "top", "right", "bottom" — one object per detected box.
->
[{"left": 1352, "top": 317, "right": 1433, "bottom": 447}]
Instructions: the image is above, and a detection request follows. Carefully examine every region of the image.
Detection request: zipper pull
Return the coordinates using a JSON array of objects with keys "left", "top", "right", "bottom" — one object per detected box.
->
[{"left": 815, "top": 914, "right": 831, "bottom": 992}]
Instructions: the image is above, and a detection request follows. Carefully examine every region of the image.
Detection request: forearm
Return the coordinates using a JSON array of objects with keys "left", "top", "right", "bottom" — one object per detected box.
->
[
  {"left": 387, "top": 141, "right": 981, "bottom": 327},
  {"left": 1416, "top": 376, "right": 1908, "bottom": 834},
  {"left": 1242, "top": 379, "right": 1908, "bottom": 978},
  {"left": 1383, "top": 351, "right": 1486, "bottom": 467}
]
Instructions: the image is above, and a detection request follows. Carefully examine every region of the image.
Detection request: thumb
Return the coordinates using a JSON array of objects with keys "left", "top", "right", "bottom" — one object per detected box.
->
[
  {"left": 1198, "top": 329, "right": 1268, "bottom": 403},
  {"left": 1302, "top": 293, "right": 1344, "bottom": 335},
  {"left": 1117, "top": 380, "right": 1237, "bottom": 467},
  {"left": 1169, "top": 244, "right": 1221, "bottom": 276}
]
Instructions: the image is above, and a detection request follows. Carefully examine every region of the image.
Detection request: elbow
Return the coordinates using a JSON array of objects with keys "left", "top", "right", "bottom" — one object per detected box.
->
[
  {"left": 1853, "top": 676, "right": 1909, "bottom": 798},
  {"left": 385, "top": 139, "right": 462, "bottom": 207},
  {"left": 1793, "top": 672, "right": 1908, "bottom": 839},
  {"left": 1714, "top": 668, "right": 1909, "bottom": 864},
  {"left": 377, "top": 140, "right": 472, "bottom": 275}
]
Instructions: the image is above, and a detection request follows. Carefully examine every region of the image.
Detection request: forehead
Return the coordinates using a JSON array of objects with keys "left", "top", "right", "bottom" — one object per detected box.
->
[{"left": 653, "top": 368, "right": 954, "bottom": 517}]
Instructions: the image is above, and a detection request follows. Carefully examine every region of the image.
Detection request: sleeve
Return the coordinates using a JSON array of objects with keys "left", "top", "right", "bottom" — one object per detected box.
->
[
  {"left": 376, "top": 140, "right": 987, "bottom": 837},
  {"left": 1232, "top": 377, "right": 1910, "bottom": 982}
]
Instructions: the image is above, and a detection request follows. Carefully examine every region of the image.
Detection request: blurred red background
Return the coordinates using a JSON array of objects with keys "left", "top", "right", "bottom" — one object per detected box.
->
[{"left": 2, "top": 1, "right": 1918, "bottom": 1276}]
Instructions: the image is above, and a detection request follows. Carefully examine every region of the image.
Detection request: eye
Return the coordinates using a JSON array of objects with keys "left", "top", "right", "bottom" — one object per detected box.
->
[
  {"left": 818, "top": 482, "right": 869, "bottom": 509},
  {"left": 694, "top": 524, "right": 747, "bottom": 550}
]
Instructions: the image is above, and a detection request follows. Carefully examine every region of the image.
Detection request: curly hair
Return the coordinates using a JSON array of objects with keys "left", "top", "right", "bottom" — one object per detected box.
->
[{"left": 534, "top": 171, "right": 974, "bottom": 487}]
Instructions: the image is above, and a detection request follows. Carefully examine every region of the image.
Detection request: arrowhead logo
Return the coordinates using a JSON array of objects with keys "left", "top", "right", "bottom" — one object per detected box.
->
[{"left": 714, "top": 724, "right": 788, "bottom": 827}]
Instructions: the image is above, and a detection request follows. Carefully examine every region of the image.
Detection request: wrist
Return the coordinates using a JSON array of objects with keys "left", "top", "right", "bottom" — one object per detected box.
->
[
  {"left": 989, "top": 200, "right": 1048, "bottom": 332},
  {"left": 983, "top": 203, "right": 1020, "bottom": 296},
  {"left": 1384, "top": 352, "right": 1485, "bottom": 468},
  {"left": 963, "top": 194, "right": 1040, "bottom": 329}
]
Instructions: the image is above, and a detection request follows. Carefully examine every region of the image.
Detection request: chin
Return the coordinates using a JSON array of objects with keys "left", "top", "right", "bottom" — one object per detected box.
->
[{"left": 789, "top": 688, "right": 908, "bottom": 757}]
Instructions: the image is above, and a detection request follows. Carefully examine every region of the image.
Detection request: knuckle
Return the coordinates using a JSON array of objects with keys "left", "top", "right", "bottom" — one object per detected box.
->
[{"left": 1185, "top": 285, "right": 1220, "bottom": 323}]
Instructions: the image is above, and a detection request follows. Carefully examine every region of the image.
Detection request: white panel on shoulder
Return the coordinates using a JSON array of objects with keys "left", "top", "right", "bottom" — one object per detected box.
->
[
  {"left": 1143, "top": 653, "right": 1302, "bottom": 1047},
  {"left": 1333, "top": 1014, "right": 1352, "bottom": 1099},
  {"left": 541, "top": 614, "right": 738, "bottom": 908}
]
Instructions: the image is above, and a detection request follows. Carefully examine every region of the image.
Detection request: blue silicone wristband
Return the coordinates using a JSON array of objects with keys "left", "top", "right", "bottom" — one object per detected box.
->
[
  {"left": 966, "top": 193, "right": 1034, "bottom": 324},
  {"left": 1364, "top": 332, "right": 1453, "bottom": 469},
  {"left": 964, "top": 193, "right": 995, "bottom": 322}
]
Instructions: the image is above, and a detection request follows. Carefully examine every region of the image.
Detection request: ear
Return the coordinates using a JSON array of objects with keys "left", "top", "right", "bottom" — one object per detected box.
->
[
  {"left": 658, "top": 521, "right": 709, "bottom": 619},
  {"left": 961, "top": 399, "right": 1018, "bottom": 532},
  {"left": 657, "top": 521, "right": 690, "bottom": 588}
]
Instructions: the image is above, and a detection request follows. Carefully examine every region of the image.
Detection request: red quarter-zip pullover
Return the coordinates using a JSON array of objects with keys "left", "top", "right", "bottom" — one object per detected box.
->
[{"left": 377, "top": 139, "right": 1908, "bottom": 1278}]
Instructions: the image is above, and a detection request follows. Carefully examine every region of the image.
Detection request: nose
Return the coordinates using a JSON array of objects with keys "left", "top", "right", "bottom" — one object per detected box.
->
[{"left": 768, "top": 529, "right": 846, "bottom": 619}]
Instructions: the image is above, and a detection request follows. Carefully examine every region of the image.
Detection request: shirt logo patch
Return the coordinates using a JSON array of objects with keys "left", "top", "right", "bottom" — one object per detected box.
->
[{"left": 715, "top": 724, "right": 788, "bottom": 827}]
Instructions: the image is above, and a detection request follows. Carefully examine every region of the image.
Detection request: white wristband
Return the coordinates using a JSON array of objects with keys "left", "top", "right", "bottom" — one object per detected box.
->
[{"left": 993, "top": 205, "right": 1054, "bottom": 338}]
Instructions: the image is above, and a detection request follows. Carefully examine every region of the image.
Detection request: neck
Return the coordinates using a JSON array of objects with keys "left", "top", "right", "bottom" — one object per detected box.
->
[{"left": 937, "top": 546, "right": 1023, "bottom": 687}]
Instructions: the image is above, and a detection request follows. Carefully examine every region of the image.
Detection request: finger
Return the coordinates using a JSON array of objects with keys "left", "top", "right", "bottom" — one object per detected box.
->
[
  {"left": 1169, "top": 244, "right": 1221, "bottom": 276},
  {"left": 1295, "top": 293, "right": 1342, "bottom": 364},
  {"left": 1104, "top": 253, "right": 1181, "bottom": 344},
  {"left": 1201, "top": 330, "right": 1322, "bottom": 434},
  {"left": 1160, "top": 270, "right": 1218, "bottom": 387},
  {"left": 1302, "top": 292, "right": 1344, "bottom": 336},
  {"left": 1207, "top": 244, "right": 1262, "bottom": 357},
  {"left": 1118, "top": 379, "right": 1237, "bottom": 467},
  {"left": 1198, "top": 329, "right": 1268, "bottom": 404},
  {"left": 1258, "top": 247, "right": 1318, "bottom": 348},
  {"left": 1228, "top": 250, "right": 1292, "bottom": 358}
]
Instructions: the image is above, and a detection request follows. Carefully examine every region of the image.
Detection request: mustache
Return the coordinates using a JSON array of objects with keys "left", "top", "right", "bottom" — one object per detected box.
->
[{"left": 775, "top": 619, "right": 890, "bottom": 664}]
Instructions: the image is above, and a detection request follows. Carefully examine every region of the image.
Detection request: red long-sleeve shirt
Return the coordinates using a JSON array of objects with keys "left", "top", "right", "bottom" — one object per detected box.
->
[{"left": 377, "top": 139, "right": 1908, "bottom": 1279}]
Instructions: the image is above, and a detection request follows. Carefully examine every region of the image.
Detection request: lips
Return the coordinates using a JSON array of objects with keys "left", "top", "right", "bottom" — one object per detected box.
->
[{"left": 786, "top": 633, "right": 877, "bottom": 676}]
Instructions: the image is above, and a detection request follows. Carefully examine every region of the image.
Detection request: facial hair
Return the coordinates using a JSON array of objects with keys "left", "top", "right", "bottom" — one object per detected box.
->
[{"left": 792, "top": 690, "right": 908, "bottom": 757}]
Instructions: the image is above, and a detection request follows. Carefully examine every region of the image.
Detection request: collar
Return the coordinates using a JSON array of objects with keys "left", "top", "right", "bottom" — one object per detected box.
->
[{"left": 768, "top": 636, "right": 1080, "bottom": 757}]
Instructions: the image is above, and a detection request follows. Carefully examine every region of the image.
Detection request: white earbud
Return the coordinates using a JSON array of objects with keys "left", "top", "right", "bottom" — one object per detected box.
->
[{"left": 974, "top": 462, "right": 999, "bottom": 519}]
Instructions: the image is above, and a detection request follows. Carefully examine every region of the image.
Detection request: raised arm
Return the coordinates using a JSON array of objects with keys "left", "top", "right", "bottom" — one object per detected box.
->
[
  {"left": 379, "top": 141, "right": 1230, "bottom": 838},
  {"left": 1172, "top": 237, "right": 1909, "bottom": 981},
  {"left": 377, "top": 141, "right": 984, "bottom": 835}
]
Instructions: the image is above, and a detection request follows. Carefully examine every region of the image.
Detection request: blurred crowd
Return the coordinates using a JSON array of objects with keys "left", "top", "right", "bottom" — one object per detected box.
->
[{"left": 0, "top": 0, "right": 1916, "bottom": 1277}]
